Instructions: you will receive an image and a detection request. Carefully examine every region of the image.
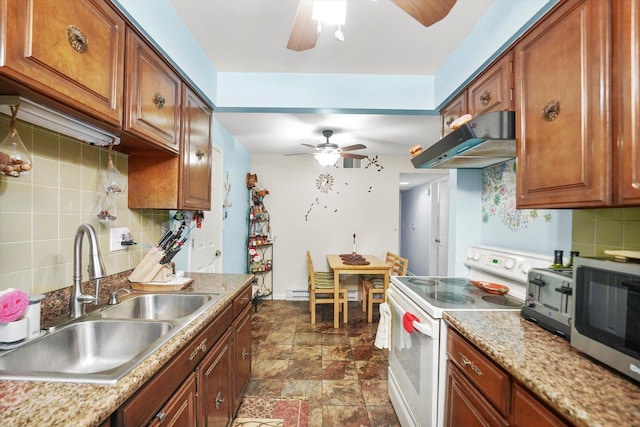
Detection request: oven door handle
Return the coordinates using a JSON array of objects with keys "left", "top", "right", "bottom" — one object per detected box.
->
[{"left": 411, "top": 320, "right": 434, "bottom": 337}]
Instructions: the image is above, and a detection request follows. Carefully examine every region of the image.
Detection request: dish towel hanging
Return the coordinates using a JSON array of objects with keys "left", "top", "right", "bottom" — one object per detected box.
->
[{"left": 374, "top": 302, "right": 391, "bottom": 349}]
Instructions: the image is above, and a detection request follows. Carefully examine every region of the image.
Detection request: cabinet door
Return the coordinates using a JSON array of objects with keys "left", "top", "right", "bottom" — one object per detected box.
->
[
  {"left": 613, "top": 0, "right": 640, "bottom": 205},
  {"left": 512, "top": 384, "right": 568, "bottom": 427},
  {"left": 469, "top": 52, "right": 514, "bottom": 117},
  {"left": 148, "top": 373, "right": 197, "bottom": 427},
  {"left": 198, "top": 329, "right": 233, "bottom": 427},
  {"left": 233, "top": 305, "right": 252, "bottom": 414},
  {"left": 515, "top": 0, "right": 612, "bottom": 208},
  {"left": 125, "top": 29, "right": 182, "bottom": 153},
  {"left": 440, "top": 91, "right": 468, "bottom": 137},
  {"left": 0, "top": 0, "right": 124, "bottom": 125},
  {"left": 179, "top": 85, "right": 212, "bottom": 210},
  {"left": 445, "top": 361, "right": 509, "bottom": 427}
]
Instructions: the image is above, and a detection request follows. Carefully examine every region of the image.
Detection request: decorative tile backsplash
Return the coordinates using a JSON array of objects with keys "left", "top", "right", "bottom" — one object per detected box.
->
[
  {"left": 0, "top": 114, "right": 168, "bottom": 295},
  {"left": 571, "top": 207, "right": 640, "bottom": 256}
]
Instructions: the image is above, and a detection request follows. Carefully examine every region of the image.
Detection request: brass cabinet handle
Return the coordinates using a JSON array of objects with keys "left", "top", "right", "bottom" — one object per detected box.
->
[
  {"left": 196, "top": 149, "right": 205, "bottom": 160},
  {"left": 543, "top": 99, "right": 561, "bottom": 121},
  {"left": 241, "top": 295, "right": 250, "bottom": 304},
  {"left": 458, "top": 352, "right": 483, "bottom": 376},
  {"left": 189, "top": 338, "right": 207, "bottom": 360},
  {"left": 215, "top": 391, "right": 225, "bottom": 410},
  {"left": 153, "top": 92, "right": 166, "bottom": 109},
  {"left": 67, "top": 25, "right": 88, "bottom": 54},
  {"left": 241, "top": 348, "right": 249, "bottom": 360},
  {"left": 445, "top": 116, "right": 455, "bottom": 127},
  {"left": 479, "top": 90, "right": 491, "bottom": 106}
]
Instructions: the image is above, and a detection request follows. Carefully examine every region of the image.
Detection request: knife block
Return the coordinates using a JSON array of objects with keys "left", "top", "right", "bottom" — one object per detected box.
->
[{"left": 128, "top": 247, "right": 172, "bottom": 283}]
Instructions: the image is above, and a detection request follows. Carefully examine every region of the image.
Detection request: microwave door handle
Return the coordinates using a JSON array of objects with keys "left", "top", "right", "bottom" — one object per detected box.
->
[{"left": 412, "top": 320, "right": 434, "bottom": 337}]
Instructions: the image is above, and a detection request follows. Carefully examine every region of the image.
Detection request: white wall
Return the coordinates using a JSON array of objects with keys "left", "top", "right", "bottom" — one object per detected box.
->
[{"left": 250, "top": 155, "right": 425, "bottom": 299}]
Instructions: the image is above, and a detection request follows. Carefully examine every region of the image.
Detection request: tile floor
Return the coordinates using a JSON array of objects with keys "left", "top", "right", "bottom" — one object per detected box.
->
[{"left": 244, "top": 299, "right": 400, "bottom": 427}]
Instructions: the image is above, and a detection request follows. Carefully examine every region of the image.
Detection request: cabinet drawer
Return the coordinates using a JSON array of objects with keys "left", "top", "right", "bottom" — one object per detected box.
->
[
  {"left": 0, "top": 0, "right": 125, "bottom": 125},
  {"left": 233, "top": 286, "right": 252, "bottom": 317},
  {"left": 125, "top": 29, "right": 181, "bottom": 153},
  {"left": 116, "top": 304, "right": 233, "bottom": 426},
  {"left": 447, "top": 329, "right": 511, "bottom": 416},
  {"left": 512, "top": 384, "right": 568, "bottom": 427}
]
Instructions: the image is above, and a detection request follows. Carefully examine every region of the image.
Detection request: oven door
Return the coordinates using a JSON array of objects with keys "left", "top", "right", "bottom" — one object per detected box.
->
[{"left": 387, "top": 286, "right": 440, "bottom": 427}]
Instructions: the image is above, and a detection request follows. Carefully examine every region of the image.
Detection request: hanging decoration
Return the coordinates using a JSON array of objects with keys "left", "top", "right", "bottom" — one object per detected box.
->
[
  {"left": 223, "top": 171, "right": 232, "bottom": 219},
  {"left": 101, "top": 142, "right": 126, "bottom": 194},
  {"left": 0, "top": 103, "right": 33, "bottom": 178}
]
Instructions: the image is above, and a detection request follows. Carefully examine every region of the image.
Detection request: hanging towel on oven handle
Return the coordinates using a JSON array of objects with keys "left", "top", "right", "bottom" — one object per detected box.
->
[{"left": 374, "top": 302, "right": 391, "bottom": 349}]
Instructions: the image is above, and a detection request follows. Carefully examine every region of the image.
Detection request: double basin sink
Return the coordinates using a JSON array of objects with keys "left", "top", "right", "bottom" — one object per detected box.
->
[{"left": 0, "top": 292, "right": 222, "bottom": 384}]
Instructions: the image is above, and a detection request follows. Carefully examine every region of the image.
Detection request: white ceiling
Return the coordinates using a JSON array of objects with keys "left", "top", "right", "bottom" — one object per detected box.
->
[{"left": 168, "top": 0, "right": 495, "bottom": 161}]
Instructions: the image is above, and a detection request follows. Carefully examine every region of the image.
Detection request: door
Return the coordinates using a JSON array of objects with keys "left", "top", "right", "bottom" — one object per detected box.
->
[
  {"left": 387, "top": 286, "right": 440, "bottom": 427},
  {"left": 189, "top": 145, "right": 223, "bottom": 272},
  {"left": 430, "top": 178, "right": 449, "bottom": 275}
]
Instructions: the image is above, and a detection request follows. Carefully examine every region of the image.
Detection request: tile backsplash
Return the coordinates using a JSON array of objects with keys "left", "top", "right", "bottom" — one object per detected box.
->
[
  {"left": 571, "top": 207, "right": 640, "bottom": 256},
  {"left": 0, "top": 114, "right": 167, "bottom": 295}
]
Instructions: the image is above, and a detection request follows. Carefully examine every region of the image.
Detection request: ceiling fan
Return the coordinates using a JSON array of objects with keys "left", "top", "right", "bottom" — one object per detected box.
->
[
  {"left": 287, "top": 0, "right": 457, "bottom": 51},
  {"left": 285, "top": 129, "right": 367, "bottom": 165}
]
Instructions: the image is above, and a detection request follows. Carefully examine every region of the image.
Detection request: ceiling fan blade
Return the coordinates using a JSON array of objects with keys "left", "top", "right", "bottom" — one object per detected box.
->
[
  {"left": 341, "top": 153, "right": 367, "bottom": 160},
  {"left": 340, "top": 144, "right": 367, "bottom": 152},
  {"left": 287, "top": 0, "right": 319, "bottom": 51},
  {"left": 284, "top": 152, "right": 312, "bottom": 156},
  {"left": 391, "top": 0, "right": 457, "bottom": 27},
  {"left": 301, "top": 143, "right": 318, "bottom": 149}
]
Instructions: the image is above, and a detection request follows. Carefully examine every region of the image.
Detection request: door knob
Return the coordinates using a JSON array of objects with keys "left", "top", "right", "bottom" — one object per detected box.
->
[{"left": 215, "top": 250, "right": 222, "bottom": 256}]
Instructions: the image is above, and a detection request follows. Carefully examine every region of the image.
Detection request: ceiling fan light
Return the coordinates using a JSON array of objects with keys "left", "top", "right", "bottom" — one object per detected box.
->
[
  {"left": 314, "top": 151, "right": 341, "bottom": 166},
  {"left": 334, "top": 26, "right": 344, "bottom": 42},
  {"left": 312, "top": 0, "right": 346, "bottom": 26}
]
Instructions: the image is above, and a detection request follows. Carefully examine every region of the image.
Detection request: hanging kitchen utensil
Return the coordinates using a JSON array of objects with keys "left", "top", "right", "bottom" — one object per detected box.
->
[
  {"left": 101, "top": 142, "right": 126, "bottom": 194},
  {"left": 0, "top": 103, "right": 33, "bottom": 178}
]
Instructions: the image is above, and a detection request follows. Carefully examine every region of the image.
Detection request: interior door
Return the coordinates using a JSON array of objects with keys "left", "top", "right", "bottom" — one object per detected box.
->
[
  {"left": 429, "top": 178, "right": 449, "bottom": 275},
  {"left": 189, "top": 145, "right": 223, "bottom": 272}
]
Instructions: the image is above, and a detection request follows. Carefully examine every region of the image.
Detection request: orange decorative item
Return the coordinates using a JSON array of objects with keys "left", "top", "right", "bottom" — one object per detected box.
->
[
  {"left": 470, "top": 280, "right": 510, "bottom": 295},
  {"left": 409, "top": 145, "right": 423, "bottom": 157}
]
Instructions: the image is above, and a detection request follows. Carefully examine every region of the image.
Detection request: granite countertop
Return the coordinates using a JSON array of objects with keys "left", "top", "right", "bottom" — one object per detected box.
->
[
  {"left": 0, "top": 273, "right": 253, "bottom": 427},
  {"left": 444, "top": 311, "right": 640, "bottom": 427}
]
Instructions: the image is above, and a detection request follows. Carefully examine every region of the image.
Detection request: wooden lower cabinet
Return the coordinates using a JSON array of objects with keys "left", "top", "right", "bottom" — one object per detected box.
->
[
  {"left": 199, "top": 328, "right": 233, "bottom": 427},
  {"left": 112, "top": 286, "right": 253, "bottom": 427},
  {"left": 446, "top": 328, "right": 568, "bottom": 427},
  {"left": 148, "top": 373, "right": 197, "bottom": 427}
]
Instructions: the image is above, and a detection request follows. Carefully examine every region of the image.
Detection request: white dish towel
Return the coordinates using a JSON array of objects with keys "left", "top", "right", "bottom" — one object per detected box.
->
[{"left": 374, "top": 302, "right": 391, "bottom": 349}]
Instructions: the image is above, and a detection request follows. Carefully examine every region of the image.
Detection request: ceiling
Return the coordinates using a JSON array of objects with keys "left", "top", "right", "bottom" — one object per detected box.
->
[{"left": 168, "top": 0, "right": 495, "bottom": 165}]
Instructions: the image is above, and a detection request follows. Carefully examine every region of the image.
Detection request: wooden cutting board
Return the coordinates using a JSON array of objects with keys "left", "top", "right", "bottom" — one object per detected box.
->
[
  {"left": 604, "top": 250, "right": 640, "bottom": 261},
  {"left": 130, "top": 277, "right": 194, "bottom": 292}
]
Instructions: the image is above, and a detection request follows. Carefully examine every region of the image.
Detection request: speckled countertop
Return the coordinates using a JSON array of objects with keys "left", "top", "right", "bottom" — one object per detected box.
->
[
  {"left": 444, "top": 311, "right": 640, "bottom": 427},
  {"left": 0, "top": 273, "right": 253, "bottom": 427}
]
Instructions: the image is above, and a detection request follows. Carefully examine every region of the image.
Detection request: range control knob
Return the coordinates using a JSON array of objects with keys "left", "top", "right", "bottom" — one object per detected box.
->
[
  {"left": 466, "top": 249, "right": 474, "bottom": 259},
  {"left": 504, "top": 258, "right": 516, "bottom": 269},
  {"left": 521, "top": 263, "right": 533, "bottom": 274},
  {"left": 473, "top": 251, "right": 481, "bottom": 261}
]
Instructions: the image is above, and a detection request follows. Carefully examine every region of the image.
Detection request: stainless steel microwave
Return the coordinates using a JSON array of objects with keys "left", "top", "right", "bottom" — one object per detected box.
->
[{"left": 571, "top": 256, "right": 640, "bottom": 383}]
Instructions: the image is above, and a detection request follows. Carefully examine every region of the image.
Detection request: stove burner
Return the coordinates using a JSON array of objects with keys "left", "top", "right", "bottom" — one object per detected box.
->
[
  {"left": 429, "top": 292, "right": 475, "bottom": 305},
  {"left": 408, "top": 278, "right": 438, "bottom": 286},
  {"left": 437, "top": 278, "right": 470, "bottom": 287},
  {"left": 482, "top": 295, "right": 522, "bottom": 307}
]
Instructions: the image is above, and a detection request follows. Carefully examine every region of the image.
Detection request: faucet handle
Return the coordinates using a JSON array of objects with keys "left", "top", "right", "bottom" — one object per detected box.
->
[
  {"left": 108, "top": 288, "right": 131, "bottom": 305},
  {"left": 77, "top": 294, "right": 97, "bottom": 304}
]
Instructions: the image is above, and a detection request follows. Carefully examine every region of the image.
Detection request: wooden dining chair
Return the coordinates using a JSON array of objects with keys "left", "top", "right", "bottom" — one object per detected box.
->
[
  {"left": 307, "top": 251, "right": 348, "bottom": 324},
  {"left": 358, "top": 251, "right": 395, "bottom": 312},
  {"left": 362, "top": 253, "right": 408, "bottom": 323}
]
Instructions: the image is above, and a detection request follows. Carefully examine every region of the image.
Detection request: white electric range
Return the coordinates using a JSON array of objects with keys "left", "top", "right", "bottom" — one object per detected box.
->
[{"left": 387, "top": 245, "right": 553, "bottom": 427}]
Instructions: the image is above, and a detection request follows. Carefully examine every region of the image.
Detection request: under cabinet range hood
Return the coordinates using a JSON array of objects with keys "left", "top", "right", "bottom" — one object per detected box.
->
[
  {"left": 0, "top": 96, "right": 119, "bottom": 146},
  {"left": 412, "top": 111, "right": 515, "bottom": 169}
]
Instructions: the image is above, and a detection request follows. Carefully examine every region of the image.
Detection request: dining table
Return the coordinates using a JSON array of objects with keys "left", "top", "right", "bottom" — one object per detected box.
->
[{"left": 326, "top": 254, "right": 392, "bottom": 328}]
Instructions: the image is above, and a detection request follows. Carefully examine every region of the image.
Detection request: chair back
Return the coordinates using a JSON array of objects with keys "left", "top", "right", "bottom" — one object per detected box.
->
[
  {"left": 306, "top": 251, "right": 315, "bottom": 288},
  {"left": 391, "top": 255, "right": 409, "bottom": 276}
]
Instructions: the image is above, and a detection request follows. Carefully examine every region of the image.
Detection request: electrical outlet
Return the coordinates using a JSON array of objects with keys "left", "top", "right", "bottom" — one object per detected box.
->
[{"left": 110, "top": 227, "right": 129, "bottom": 252}]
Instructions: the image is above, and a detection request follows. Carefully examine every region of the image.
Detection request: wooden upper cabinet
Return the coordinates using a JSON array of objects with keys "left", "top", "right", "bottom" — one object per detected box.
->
[
  {"left": 515, "top": 0, "right": 612, "bottom": 208},
  {"left": 180, "top": 86, "right": 212, "bottom": 210},
  {"left": 613, "top": 0, "right": 640, "bottom": 205},
  {"left": 125, "top": 29, "right": 182, "bottom": 153},
  {"left": 469, "top": 52, "right": 514, "bottom": 117},
  {"left": 440, "top": 91, "right": 468, "bottom": 137},
  {"left": 0, "top": 0, "right": 125, "bottom": 125}
]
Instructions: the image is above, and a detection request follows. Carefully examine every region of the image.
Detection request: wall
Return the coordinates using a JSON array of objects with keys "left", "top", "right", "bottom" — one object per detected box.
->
[
  {"left": 479, "top": 160, "right": 572, "bottom": 257},
  {"left": 250, "top": 154, "right": 425, "bottom": 299},
  {"left": 572, "top": 208, "right": 640, "bottom": 257},
  {"left": 0, "top": 115, "right": 166, "bottom": 295}
]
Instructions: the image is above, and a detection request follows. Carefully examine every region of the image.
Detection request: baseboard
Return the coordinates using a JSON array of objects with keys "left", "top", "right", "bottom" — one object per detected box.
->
[{"left": 285, "top": 289, "right": 359, "bottom": 301}]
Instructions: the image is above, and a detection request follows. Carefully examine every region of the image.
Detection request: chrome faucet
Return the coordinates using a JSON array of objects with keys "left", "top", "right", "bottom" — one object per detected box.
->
[{"left": 70, "top": 224, "right": 106, "bottom": 318}]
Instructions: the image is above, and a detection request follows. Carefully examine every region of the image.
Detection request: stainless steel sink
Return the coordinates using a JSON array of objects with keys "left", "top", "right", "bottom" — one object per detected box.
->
[
  {"left": 100, "top": 293, "right": 215, "bottom": 320},
  {"left": 0, "top": 291, "right": 222, "bottom": 384},
  {"left": 0, "top": 320, "right": 172, "bottom": 383}
]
